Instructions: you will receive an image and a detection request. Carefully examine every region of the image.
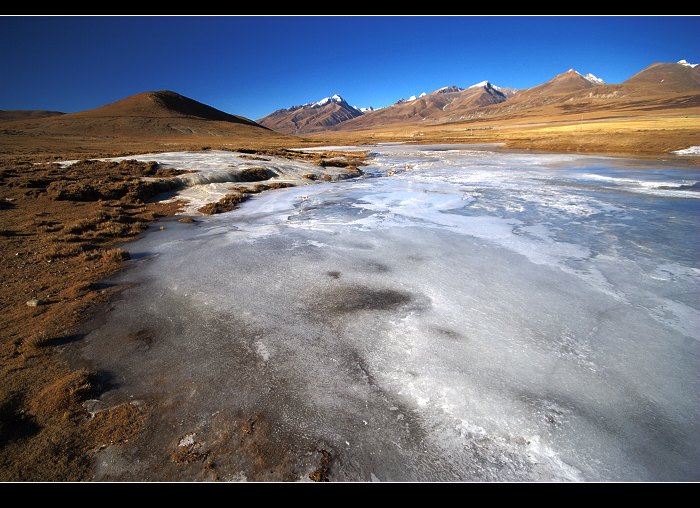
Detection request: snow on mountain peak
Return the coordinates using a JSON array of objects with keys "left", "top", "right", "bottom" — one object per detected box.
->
[
  {"left": 360, "top": 106, "right": 374, "bottom": 112},
  {"left": 469, "top": 80, "right": 490, "bottom": 89},
  {"left": 678, "top": 59, "right": 698, "bottom": 68},
  {"left": 567, "top": 69, "right": 581, "bottom": 75},
  {"left": 468, "top": 81, "right": 503, "bottom": 92},
  {"left": 315, "top": 94, "right": 345, "bottom": 107},
  {"left": 419, "top": 92, "right": 427, "bottom": 98},
  {"left": 408, "top": 95, "right": 417, "bottom": 101},
  {"left": 583, "top": 73, "right": 605, "bottom": 85}
]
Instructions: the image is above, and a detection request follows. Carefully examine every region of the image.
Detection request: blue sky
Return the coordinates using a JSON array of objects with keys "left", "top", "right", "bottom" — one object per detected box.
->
[{"left": 0, "top": 16, "right": 698, "bottom": 120}]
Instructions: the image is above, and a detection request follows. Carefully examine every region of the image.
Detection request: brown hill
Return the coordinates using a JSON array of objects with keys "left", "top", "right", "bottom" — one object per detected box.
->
[
  {"left": 475, "top": 62, "right": 700, "bottom": 123},
  {"left": 623, "top": 61, "right": 700, "bottom": 92},
  {"left": 0, "top": 91, "right": 289, "bottom": 159},
  {"left": 0, "top": 110, "right": 64, "bottom": 122},
  {"left": 70, "top": 90, "right": 261, "bottom": 125},
  {"left": 1, "top": 90, "right": 269, "bottom": 138},
  {"left": 516, "top": 69, "right": 598, "bottom": 98},
  {"left": 257, "top": 94, "right": 362, "bottom": 134}
]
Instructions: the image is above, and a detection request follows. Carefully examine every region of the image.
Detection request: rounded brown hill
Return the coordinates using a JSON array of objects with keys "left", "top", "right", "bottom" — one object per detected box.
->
[
  {"left": 623, "top": 62, "right": 700, "bottom": 92},
  {"left": 3, "top": 90, "right": 273, "bottom": 139},
  {"left": 71, "top": 90, "right": 260, "bottom": 126}
]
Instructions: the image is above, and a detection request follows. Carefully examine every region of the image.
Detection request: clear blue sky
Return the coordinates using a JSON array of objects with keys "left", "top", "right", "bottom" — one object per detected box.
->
[{"left": 1, "top": 16, "right": 698, "bottom": 120}]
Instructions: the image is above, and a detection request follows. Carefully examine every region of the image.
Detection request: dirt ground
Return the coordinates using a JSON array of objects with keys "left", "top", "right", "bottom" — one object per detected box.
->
[{"left": 0, "top": 141, "right": 367, "bottom": 481}]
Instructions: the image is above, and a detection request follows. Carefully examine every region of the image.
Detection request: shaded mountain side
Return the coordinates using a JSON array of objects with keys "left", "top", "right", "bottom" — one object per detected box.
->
[{"left": 0, "top": 110, "right": 64, "bottom": 122}]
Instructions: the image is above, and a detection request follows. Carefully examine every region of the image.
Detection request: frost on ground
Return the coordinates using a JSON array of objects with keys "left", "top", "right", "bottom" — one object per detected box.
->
[{"left": 79, "top": 145, "right": 700, "bottom": 481}]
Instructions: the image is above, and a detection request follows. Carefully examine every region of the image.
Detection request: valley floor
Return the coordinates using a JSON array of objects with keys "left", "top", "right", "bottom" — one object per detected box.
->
[{"left": 0, "top": 127, "right": 698, "bottom": 480}]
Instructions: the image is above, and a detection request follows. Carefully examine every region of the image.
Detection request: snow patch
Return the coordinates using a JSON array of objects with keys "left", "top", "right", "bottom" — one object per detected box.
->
[
  {"left": 677, "top": 59, "right": 698, "bottom": 68},
  {"left": 315, "top": 94, "right": 345, "bottom": 107},
  {"left": 583, "top": 73, "right": 605, "bottom": 85},
  {"left": 672, "top": 146, "right": 700, "bottom": 156},
  {"left": 469, "top": 80, "right": 490, "bottom": 89},
  {"left": 178, "top": 433, "right": 196, "bottom": 447}
]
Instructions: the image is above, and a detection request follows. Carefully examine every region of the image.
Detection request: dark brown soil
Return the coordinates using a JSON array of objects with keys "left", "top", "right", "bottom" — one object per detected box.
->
[
  {"left": 197, "top": 192, "right": 249, "bottom": 215},
  {"left": 309, "top": 449, "right": 332, "bottom": 482},
  {"left": 0, "top": 144, "right": 366, "bottom": 481},
  {"left": 0, "top": 157, "right": 185, "bottom": 480}
]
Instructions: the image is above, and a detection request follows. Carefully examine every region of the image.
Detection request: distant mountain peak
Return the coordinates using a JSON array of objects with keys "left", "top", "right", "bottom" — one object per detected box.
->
[
  {"left": 678, "top": 59, "right": 698, "bottom": 68},
  {"left": 469, "top": 80, "right": 491, "bottom": 89},
  {"left": 433, "top": 85, "right": 463, "bottom": 94},
  {"left": 258, "top": 93, "right": 363, "bottom": 134},
  {"left": 468, "top": 81, "right": 503, "bottom": 92},
  {"left": 419, "top": 92, "right": 427, "bottom": 98},
  {"left": 315, "top": 94, "right": 346, "bottom": 107}
]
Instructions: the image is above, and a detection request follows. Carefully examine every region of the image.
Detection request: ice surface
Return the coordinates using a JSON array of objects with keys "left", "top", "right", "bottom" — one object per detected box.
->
[
  {"left": 59, "top": 150, "right": 358, "bottom": 214},
  {"left": 80, "top": 145, "right": 700, "bottom": 481},
  {"left": 673, "top": 146, "right": 700, "bottom": 156}
]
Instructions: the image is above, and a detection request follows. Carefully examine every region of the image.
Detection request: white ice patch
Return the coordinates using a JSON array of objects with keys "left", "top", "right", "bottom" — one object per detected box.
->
[
  {"left": 82, "top": 144, "right": 700, "bottom": 481},
  {"left": 58, "top": 150, "right": 358, "bottom": 214},
  {"left": 672, "top": 146, "right": 700, "bottom": 156},
  {"left": 254, "top": 341, "right": 271, "bottom": 362},
  {"left": 178, "top": 433, "right": 196, "bottom": 447}
]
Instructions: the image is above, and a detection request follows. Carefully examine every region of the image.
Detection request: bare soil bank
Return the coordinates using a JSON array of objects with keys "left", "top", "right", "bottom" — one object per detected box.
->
[{"left": 0, "top": 146, "right": 365, "bottom": 481}]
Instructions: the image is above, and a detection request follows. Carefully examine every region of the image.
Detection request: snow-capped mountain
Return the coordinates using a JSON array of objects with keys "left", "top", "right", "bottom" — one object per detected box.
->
[
  {"left": 257, "top": 93, "right": 364, "bottom": 134},
  {"left": 314, "top": 94, "right": 347, "bottom": 107},
  {"left": 678, "top": 59, "right": 698, "bottom": 68},
  {"left": 434, "top": 86, "right": 463, "bottom": 94}
]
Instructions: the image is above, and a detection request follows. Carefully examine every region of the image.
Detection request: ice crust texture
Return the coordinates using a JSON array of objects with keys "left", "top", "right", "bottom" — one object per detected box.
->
[{"left": 81, "top": 145, "right": 700, "bottom": 481}]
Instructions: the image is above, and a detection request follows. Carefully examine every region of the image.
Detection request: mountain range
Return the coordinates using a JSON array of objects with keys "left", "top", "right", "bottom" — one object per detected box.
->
[
  {"left": 1, "top": 59, "right": 697, "bottom": 157},
  {"left": 256, "top": 60, "right": 699, "bottom": 134},
  {"left": 257, "top": 94, "right": 362, "bottom": 134}
]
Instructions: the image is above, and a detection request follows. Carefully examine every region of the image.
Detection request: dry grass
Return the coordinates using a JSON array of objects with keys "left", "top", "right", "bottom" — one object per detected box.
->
[
  {"left": 309, "top": 113, "right": 700, "bottom": 157},
  {"left": 197, "top": 192, "right": 250, "bottom": 215}
]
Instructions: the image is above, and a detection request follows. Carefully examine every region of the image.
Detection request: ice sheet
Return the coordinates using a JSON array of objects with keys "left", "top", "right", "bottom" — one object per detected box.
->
[{"left": 79, "top": 145, "right": 700, "bottom": 481}]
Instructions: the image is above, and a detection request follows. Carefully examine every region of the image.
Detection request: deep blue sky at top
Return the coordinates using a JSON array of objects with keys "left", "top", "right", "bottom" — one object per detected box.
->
[{"left": 1, "top": 16, "right": 698, "bottom": 119}]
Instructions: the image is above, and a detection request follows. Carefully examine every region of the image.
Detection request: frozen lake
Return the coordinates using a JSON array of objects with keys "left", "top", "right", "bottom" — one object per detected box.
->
[{"left": 78, "top": 145, "right": 700, "bottom": 481}]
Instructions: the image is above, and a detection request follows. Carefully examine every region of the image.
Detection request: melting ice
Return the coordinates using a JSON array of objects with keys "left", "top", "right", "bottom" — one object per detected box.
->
[{"left": 80, "top": 145, "right": 700, "bottom": 481}]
